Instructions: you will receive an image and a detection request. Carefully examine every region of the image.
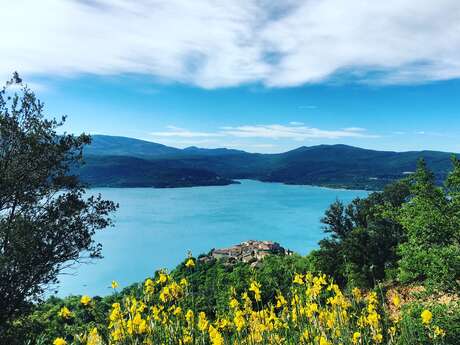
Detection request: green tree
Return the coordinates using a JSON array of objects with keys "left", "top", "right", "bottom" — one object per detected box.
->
[
  {"left": 397, "top": 158, "right": 460, "bottom": 291},
  {"left": 313, "top": 180, "right": 410, "bottom": 287},
  {"left": 0, "top": 74, "right": 118, "bottom": 334}
]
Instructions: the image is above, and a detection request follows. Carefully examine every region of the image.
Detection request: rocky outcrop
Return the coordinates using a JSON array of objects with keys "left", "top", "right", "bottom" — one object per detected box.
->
[{"left": 199, "top": 240, "right": 292, "bottom": 267}]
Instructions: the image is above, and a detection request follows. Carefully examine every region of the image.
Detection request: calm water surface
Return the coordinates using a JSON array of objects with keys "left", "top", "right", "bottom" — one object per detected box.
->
[{"left": 57, "top": 180, "right": 368, "bottom": 296}]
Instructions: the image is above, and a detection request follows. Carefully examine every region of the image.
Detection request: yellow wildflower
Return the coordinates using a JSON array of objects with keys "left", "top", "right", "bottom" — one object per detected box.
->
[
  {"left": 421, "top": 309, "right": 432, "bottom": 325},
  {"left": 208, "top": 325, "right": 224, "bottom": 345},
  {"left": 57, "top": 306, "right": 73, "bottom": 319},
  {"left": 392, "top": 294, "right": 400, "bottom": 307},
  {"left": 157, "top": 272, "right": 168, "bottom": 284},
  {"left": 352, "top": 287, "right": 362, "bottom": 300},
  {"left": 229, "top": 298, "right": 239, "bottom": 309},
  {"left": 185, "top": 258, "right": 195, "bottom": 268},
  {"left": 144, "top": 278, "right": 155, "bottom": 294},
  {"left": 276, "top": 293, "right": 287, "bottom": 308},
  {"left": 80, "top": 295, "right": 92, "bottom": 306},
  {"left": 87, "top": 328, "right": 102, "bottom": 345},
  {"left": 318, "top": 336, "right": 331, "bottom": 345},
  {"left": 198, "top": 311, "right": 209, "bottom": 332},
  {"left": 249, "top": 281, "right": 262, "bottom": 302},
  {"left": 53, "top": 338, "right": 67, "bottom": 345},
  {"left": 186, "top": 309, "right": 194, "bottom": 326},
  {"left": 373, "top": 333, "right": 383, "bottom": 343},
  {"left": 293, "top": 273, "right": 304, "bottom": 285},
  {"left": 434, "top": 326, "right": 446, "bottom": 337},
  {"left": 301, "top": 329, "right": 310, "bottom": 342},
  {"left": 352, "top": 331, "right": 361, "bottom": 344},
  {"left": 182, "top": 333, "right": 192, "bottom": 344},
  {"left": 111, "top": 280, "right": 119, "bottom": 289},
  {"left": 234, "top": 310, "right": 246, "bottom": 332}
]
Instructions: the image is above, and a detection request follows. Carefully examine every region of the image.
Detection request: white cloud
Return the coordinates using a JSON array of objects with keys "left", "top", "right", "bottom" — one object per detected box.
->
[
  {"left": 221, "top": 124, "right": 378, "bottom": 140},
  {"left": 151, "top": 124, "right": 377, "bottom": 140},
  {"left": 2, "top": 0, "right": 460, "bottom": 88},
  {"left": 342, "top": 127, "right": 367, "bottom": 132},
  {"left": 151, "top": 126, "right": 225, "bottom": 138}
]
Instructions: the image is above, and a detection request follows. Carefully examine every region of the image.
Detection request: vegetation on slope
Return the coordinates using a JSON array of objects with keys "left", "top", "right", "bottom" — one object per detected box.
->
[{"left": 6, "top": 158, "right": 460, "bottom": 344}]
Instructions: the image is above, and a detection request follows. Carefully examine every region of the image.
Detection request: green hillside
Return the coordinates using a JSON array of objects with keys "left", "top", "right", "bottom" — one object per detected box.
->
[{"left": 80, "top": 136, "right": 458, "bottom": 189}]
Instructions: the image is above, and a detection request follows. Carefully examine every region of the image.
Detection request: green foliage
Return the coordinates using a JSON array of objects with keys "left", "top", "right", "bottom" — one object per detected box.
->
[
  {"left": 397, "top": 301, "right": 460, "bottom": 345},
  {"left": 171, "top": 254, "right": 313, "bottom": 317},
  {"left": 396, "top": 159, "right": 460, "bottom": 292},
  {"left": 313, "top": 181, "right": 410, "bottom": 288},
  {"left": 0, "top": 74, "right": 118, "bottom": 335}
]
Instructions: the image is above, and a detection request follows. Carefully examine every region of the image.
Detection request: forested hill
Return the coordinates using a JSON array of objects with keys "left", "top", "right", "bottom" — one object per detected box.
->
[{"left": 79, "top": 135, "right": 459, "bottom": 190}]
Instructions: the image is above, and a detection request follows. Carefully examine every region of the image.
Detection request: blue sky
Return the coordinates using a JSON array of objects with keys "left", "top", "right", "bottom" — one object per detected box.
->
[{"left": 2, "top": 1, "right": 460, "bottom": 153}]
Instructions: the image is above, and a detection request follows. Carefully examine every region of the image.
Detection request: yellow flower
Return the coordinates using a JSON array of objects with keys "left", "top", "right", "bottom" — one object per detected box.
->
[
  {"left": 352, "top": 331, "right": 361, "bottom": 344},
  {"left": 144, "top": 278, "right": 155, "bottom": 294},
  {"left": 87, "top": 328, "right": 102, "bottom": 345},
  {"left": 352, "top": 287, "right": 362, "bottom": 300},
  {"left": 198, "top": 311, "right": 209, "bottom": 332},
  {"left": 53, "top": 338, "right": 67, "bottom": 345},
  {"left": 185, "top": 258, "right": 195, "bottom": 268},
  {"left": 234, "top": 310, "right": 246, "bottom": 332},
  {"left": 293, "top": 273, "right": 304, "bottom": 285},
  {"left": 373, "top": 333, "right": 383, "bottom": 343},
  {"left": 301, "top": 329, "right": 310, "bottom": 342},
  {"left": 421, "top": 309, "right": 432, "bottom": 325},
  {"left": 318, "top": 336, "right": 331, "bottom": 345},
  {"left": 249, "top": 281, "right": 262, "bottom": 302},
  {"left": 182, "top": 333, "right": 192, "bottom": 344},
  {"left": 138, "top": 319, "right": 148, "bottom": 334},
  {"left": 392, "top": 294, "right": 400, "bottom": 307},
  {"left": 111, "top": 327, "right": 124, "bottom": 341},
  {"left": 57, "top": 306, "right": 73, "bottom": 319},
  {"left": 229, "top": 298, "right": 239, "bottom": 309},
  {"left": 434, "top": 326, "right": 445, "bottom": 337},
  {"left": 275, "top": 293, "right": 287, "bottom": 308},
  {"left": 80, "top": 295, "right": 92, "bottom": 306},
  {"left": 186, "top": 309, "right": 194, "bottom": 326},
  {"left": 111, "top": 280, "right": 119, "bottom": 289},
  {"left": 208, "top": 325, "right": 224, "bottom": 345},
  {"left": 157, "top": 272, "right": 168, "bottom": 284}
]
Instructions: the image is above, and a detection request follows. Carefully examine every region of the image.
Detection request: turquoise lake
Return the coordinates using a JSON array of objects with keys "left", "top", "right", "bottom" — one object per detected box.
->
[{"left": 57, "top": 180, "right": 368, "bottom": 297}]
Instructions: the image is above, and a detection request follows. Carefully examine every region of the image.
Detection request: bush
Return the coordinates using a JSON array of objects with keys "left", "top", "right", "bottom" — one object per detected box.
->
[{"left": 398, "top": 301, "right": 460, "bottom": 345}]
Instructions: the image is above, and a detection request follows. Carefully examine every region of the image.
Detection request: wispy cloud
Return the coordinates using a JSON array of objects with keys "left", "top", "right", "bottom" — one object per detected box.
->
[
  {"left": 2, "top": 1, "right": 460, "bottom": 88},
  {"left": 151, "top": 126, "right": 225, "bottom": 138},
  {"left": 221, "top": 124, "right": 378, "bottom": 140},
  {"left": 414, "top": 130, "right": 447, "bottom": 137},
  {"left": 342, "top": 127, "right": 367, "bottom": 132},
  {"left": 150, "top": 124, "right": 378, "bottom": 141}
]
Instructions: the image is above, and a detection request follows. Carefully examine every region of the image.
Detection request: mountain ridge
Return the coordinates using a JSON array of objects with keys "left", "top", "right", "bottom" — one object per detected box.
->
[{"left": 79, "top": 135, "right": 459, "bottom": 190}]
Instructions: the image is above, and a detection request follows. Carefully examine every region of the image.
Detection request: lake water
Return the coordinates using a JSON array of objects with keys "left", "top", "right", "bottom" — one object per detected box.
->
[{"left": 56, "top": 180, "right": 368, "bottom": 297}]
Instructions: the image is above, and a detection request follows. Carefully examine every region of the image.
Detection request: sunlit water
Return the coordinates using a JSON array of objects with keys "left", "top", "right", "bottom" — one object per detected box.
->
[{"left": 56, "top": 180, "right": 368, "bottom": 297}]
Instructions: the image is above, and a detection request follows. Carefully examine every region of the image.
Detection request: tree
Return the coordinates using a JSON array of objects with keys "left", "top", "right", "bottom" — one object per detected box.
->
[
  {"left": 313, "top": 180, "right": 410, "bottom": 288},
  {"left": 0, "top": 74, "right": 118, "bottom": 332},
  {"left": 397, "top": 158, "right": 460, "bottom": 291}
]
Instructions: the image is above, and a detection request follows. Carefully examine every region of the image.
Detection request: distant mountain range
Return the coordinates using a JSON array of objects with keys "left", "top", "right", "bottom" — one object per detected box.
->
[{"left": 78, "top": 135, "right": 459, "bottom": 190}]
